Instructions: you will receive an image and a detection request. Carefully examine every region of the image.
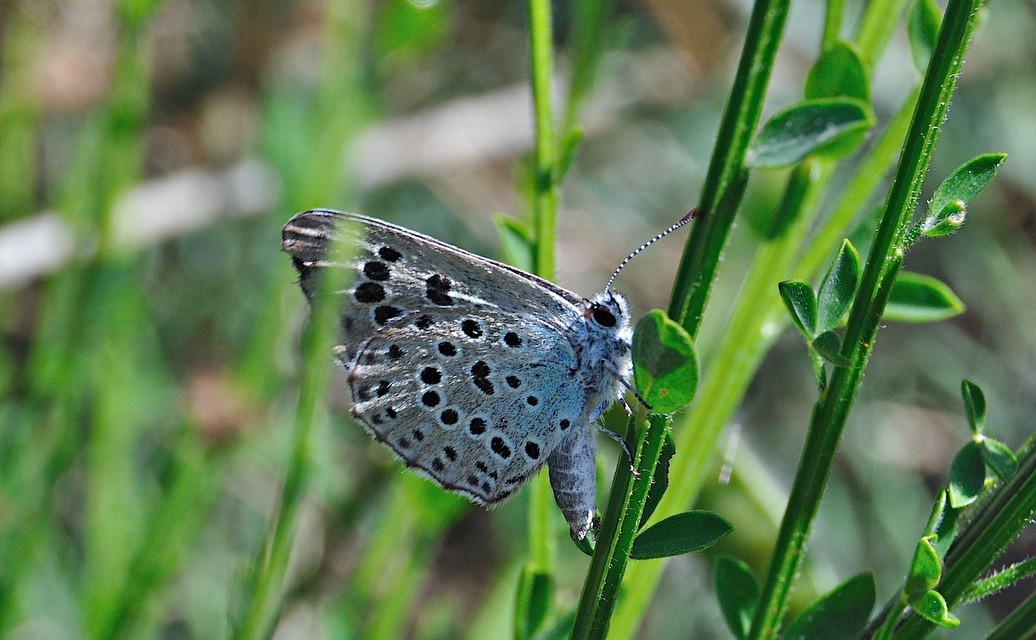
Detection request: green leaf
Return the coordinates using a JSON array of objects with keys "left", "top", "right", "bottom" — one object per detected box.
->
[
  {"left": 948, "top": 441, "right": 986, "bottom": 508},
  {"left": 920, "top": 199, "right": 966, "bottom": 237},
  {"left": 929, "top": 152, "right": 1007, "bottom": 220},
  {"left": 748, "top": 99, "right": 875, "bottom": 168},
  {"left": 555, "top": 126, "right": 584, "bottom": 182},
  {"left": 816, "top": 239, "right": 860, "bottom": 332},
  {"left": 633, "top": 310, "right": 699, "bottom": 414},
  {"left": 779, "top": 573, "right": 875, "bottom": 640},
  {"left": 494, "top": 215, "right": 534, "bottom": 272},
  {"left": 981, "top": 438, "right": 1018, "bottom": 482},
  {"left": 961, "top": 379, "right": 986, "bottom": 436},
  {"left": 630, "top": 511, "right": 732, "bottom": 560},
  {"left": 925, "top": 489, "right": 960, "bottom": 556},
  {"left": 908, "top": 0, "right": 942, "bottom": 71},
  {"left": 884, "top": 272, "right": 965, "bottom": 323},
  {"left": 804, "top": 42, "right": 870, "bottom": 102},
  {"left": 778, "top": 280, "right": 817, "bottom": 338},
  {"left": 514, "top": 567, "right": 553, "bottom": 640},
  {"left": 908, "top": 590, "right": 960, "bottom": 628},
  {"left": 639, "top": 431, "right": 676, "bottom": 529},
  {"left": 714, "top": 557, "right": 759, "bottom": 640},
  {"left": 811, "top": 331, "right": 850, "bottom": 367},
  {"left": 906, "top": 536, "right": 942, "bottom": 596}
]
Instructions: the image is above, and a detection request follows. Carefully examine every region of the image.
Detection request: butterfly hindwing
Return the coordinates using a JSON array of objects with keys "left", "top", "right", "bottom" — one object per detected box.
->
[{"left": 346, "top": 307, "right": 588, "bottom": 504}]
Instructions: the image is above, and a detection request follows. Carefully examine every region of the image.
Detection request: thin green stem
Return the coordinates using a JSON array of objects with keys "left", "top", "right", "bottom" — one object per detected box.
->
[
  {"left": 821, "top": 0, "right": 844, "bottom": 50},
  {"left": 667, "top": 0, "right": 791, "bottom": 337},
  {"left": 528, "top": 0, "right": 557, "bottom": 282},
  {"left": 571, "top": 413, "right": 666, "bottom": 640},
  {"left": 961, "top": 556, "right": 1036, "bottom": 603},
  {"left": 233, "top": 282, "right": 338, "bottom": 640},
  {"left": 526, "top": 0, "right": 560, "bottom": 577},
  {"left": 854, "top": 0, "right": 913, "bottom": 63},
  {"left": 746, "top": 0, "right": 981, "bottom": 635}
]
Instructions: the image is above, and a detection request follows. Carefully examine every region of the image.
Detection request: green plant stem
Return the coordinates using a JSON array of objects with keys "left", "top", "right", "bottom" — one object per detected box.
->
[
  {"left": 528, "top": 0, "right": 557, "bottom": 282},
  {"left": 746, "top": 0, "right": 981, "bottom": 636},
  {"left": 667, "top": 0, "right": 791, "bottom": 337},
  {"left": 570, "top": 413, "right": 667, "bottom": 640},
  {"left": 233, "top": 294, "right": 336, "bottom": 640},
  {"left": 854, "top": 0, "right": 914, "bottom": 63},
  {"left": 234, "top": 0, "right": 366, "bottom": 635},
  {"left": 821, "top": 0, "right": 843, "bottom": 50},
  {"left": 525, "top": 0, "right": 562, "bottom": 577},
  {"left": 960, "top": 556, "right": 1036, "bottom": 603}
]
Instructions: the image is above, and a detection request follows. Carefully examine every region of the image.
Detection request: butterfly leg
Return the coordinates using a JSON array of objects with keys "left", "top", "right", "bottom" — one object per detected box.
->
[
  {"left": 593, "top": 423, "right": 640, "bottom": 477},
  {"left": 546, "top": 425, "right": 598, "bottom": 539}
]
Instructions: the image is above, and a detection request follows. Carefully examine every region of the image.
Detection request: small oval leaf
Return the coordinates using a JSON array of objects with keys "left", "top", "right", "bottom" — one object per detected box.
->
[
  {"left": 884, "top": 272, "right": 965, "bottom": 323},
  {"left": 630, "top": 511, "right": 732, "bottom": 560},
  {"left": 714, "top": 557, "right": 759, "bottom": 640},
  {"left": 929, "top": 152, "right": 1007, "bottom": 220},
  {"left": 748, "top": 99, "right": 875, "bottom": 168},
  {"left": 906, "top": 536, "right": 942, "bottom": 596},
  {"left": 804, "top": 41, "right": 870, "bottom": 102},
  {"left": 909, "top": 590, "right": 960, "bottom": 628},
  {"left": 930, "top": 489, "right": 960, "bottom": 556},
  {"left": 981, "top": 438, "right": 1017, "bottom": 482},
  {"left": 961, "top": 379, "right": 986, "bottom": 435},
  {"left": 811, "top": 331, "right": 851, "bottom": 367},
  {"left": 779, "top": 280, "right": 818, "bottom": 337},
  {"left": 817, "top": 239, "right": 861, "bottom": 332},
  {"left": 948, "top": 441, "right": 986, "bottom": 508},
  {"left": 633, "top": 310, "right": 699, "bottom": 414},
  {"left": 780, "top": 573, "right": 876, "bottom": 640}
]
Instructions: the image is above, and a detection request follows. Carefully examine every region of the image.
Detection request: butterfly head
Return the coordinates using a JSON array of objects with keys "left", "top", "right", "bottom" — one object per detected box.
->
[{"left": 585, "top": 291, "right": 632, "bottom": 341}]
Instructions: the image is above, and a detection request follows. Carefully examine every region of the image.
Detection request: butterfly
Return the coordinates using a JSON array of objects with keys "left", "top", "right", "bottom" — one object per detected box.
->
[{"left": 283, "top": 210, "right": 688, "bottom": 539}]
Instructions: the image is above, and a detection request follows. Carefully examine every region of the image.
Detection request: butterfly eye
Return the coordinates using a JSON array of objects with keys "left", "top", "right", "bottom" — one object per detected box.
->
[{"left": 591, "top": 304, "right": 617, "bottom": 328}]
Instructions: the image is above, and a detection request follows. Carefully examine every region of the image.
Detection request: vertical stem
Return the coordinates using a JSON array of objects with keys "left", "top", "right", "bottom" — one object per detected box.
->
[
  {"left": 667, "top": 0, "right": 791, "bottom": 337},
  {"left": 746, "top": 0, "right": 981, "bottom": 635},
  {"left": 525, "top": 0, "right": 560, "bottom": 575},
  {"left": 528, "top": 0, "right": 558, "bottom": 281}
]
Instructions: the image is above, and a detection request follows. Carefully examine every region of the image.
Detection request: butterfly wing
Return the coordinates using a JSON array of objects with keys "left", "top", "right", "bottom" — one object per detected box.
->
[
  {"left": 346, "top": 306, "right": 589, "bottom": 504},
  {"left": 282, "top": 209, "right": 585, "bottom": 365},
  {"left": 282, "top": 210, "right": 593, "bottom": 504}
]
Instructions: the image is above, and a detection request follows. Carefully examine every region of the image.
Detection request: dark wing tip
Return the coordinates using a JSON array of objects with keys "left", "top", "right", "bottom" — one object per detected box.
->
[{"left": 281, "top": 209, "right": 347, "bottom": 261}]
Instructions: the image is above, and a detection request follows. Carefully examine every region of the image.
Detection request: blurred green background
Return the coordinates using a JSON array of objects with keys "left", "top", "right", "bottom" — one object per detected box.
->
[{"left": 1, "top": 0, "right": 1034, "bottom": 638}]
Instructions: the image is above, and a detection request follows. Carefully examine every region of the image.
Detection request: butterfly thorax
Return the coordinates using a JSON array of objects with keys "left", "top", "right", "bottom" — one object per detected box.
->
[{"left": 568, "top": 291, "right": 633, "bottom": 422}]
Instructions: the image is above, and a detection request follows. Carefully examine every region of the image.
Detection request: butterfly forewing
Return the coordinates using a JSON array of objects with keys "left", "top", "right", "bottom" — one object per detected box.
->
[{"left": 283, "top": 210, "right": 584, "bottom": 364}]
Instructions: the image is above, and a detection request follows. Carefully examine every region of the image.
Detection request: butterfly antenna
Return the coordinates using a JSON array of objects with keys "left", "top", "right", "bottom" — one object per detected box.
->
[{"left": 606, "top": 209, "right": 697, "bottom": 292}]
